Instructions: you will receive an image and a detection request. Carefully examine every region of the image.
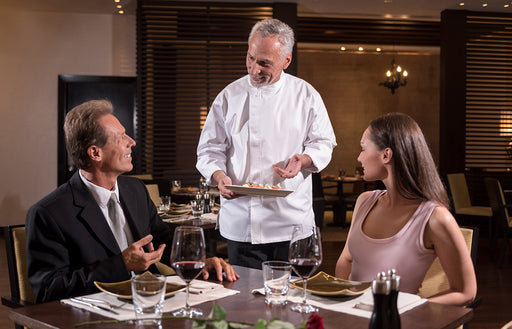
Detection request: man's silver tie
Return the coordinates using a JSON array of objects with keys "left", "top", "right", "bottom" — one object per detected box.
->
[{"left": 108, "top": 192, "right": 128, "bottom": 250}]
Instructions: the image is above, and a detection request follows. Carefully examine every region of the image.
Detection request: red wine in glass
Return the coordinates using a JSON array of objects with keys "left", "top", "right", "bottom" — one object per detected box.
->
[
  {"left": 170, "top": 226, "right": 206, "bottom": 318},
  {"left": 288, "top": 225, "right": 322, "bottom": 314},
  {"left": 290, "top": 258, "right": 320, "bottom": 278},
  {"left": 173, "top": 261, "right": 205, "bottom": 282}
]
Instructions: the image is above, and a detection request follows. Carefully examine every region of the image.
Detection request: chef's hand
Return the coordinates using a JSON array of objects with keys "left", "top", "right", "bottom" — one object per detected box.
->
[
  {"left": 203, "top": 257, "right": 240, "bottom": 282},
  {"left": 213, "top": 170, "right": 240, "bottom": 199},
  {"left": 273, "top": 154, "right": 312, "bottom": 178}
]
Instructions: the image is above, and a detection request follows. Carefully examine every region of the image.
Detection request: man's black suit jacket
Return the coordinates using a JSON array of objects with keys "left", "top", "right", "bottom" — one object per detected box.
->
[{"left": 26, "top": 172, "right": 172, "bottom": 303}]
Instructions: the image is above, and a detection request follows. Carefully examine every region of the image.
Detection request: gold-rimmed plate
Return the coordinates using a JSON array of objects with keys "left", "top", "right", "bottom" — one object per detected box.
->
[
  {"left": 225, "top": 185, "right": 293, "bottom": 197},
  {"left": 94, "top": 272, "right": 185, "bottom": 299},
  {"left": 290, "top": 271, "right": 371, "bottom": 296}
]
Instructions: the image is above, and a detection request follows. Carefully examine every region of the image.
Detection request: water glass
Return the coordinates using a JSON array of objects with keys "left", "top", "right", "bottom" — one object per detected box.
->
[
  {"left": 159, "top": 196, "right": 171, "bottom": 212},
  {"left": 199, "top": 177, "right": 208, "bottom": 193},
  {"left": 131, "top": 273, "right": 166, "bottom": 325},
  {"left": 262, "top": 261, "right": 292, "bottom": 305},
  {"left": 172, "top": 180, "right": 181, "bottom": 192}
]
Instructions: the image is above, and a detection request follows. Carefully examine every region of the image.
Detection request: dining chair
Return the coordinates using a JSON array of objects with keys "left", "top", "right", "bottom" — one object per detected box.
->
[
  {"left": 484, "top": 177, "right": 512, "bottom": 267},
  {"left": 2, "top": 225, "right": 35, "bottom": 329},
  {"left": 145, "top": 183, "right": 161, "bottom": 208},
  {"left": 418, "top": 226, "right": 480, "bottom": 329},
  {"left": 127, "top": 173, "right": 153, "bottom": 181},
  {"left": 446, "top": 173, "right": 493, "bottom": 243}
]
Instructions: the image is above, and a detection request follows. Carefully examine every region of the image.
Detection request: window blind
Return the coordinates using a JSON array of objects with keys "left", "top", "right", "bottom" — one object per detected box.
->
[
  {"left": 136, "top": 1, "right": 273, "bottom": 185},
  {"left": 465, "top": 14, "right": 512, "bottom": 171}
]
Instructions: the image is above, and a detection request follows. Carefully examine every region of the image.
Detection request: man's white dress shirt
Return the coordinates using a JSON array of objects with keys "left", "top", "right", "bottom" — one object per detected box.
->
[
  {"left": 79, "top": 170, "right": 134, "bottom": 251},
  {"left": 196, "top": 73, "right": 337, "bottom": 244}
]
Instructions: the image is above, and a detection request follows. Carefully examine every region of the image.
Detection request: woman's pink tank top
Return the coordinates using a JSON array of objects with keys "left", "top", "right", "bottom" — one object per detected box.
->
[{"left": 347, "top": 190, "right": 437, "bottom": 293}]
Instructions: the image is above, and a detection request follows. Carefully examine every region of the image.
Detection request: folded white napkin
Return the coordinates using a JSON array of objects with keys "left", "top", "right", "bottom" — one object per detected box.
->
[
  {"left": 251, "top": 285, "right": 426, "bottom": 319},
  {"left": 62, "top": 276, "right": 239, "bottom": 321}
]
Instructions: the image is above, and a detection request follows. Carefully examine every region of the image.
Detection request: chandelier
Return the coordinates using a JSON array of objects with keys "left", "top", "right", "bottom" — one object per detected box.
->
[{"left": 379, "top": 59, "right": 408, "bottom": 94}]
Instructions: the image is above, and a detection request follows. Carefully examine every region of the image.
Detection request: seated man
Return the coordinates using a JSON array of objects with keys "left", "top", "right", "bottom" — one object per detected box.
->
[{"left": 26, "top": 99, "right": 239, "bottom": 303}]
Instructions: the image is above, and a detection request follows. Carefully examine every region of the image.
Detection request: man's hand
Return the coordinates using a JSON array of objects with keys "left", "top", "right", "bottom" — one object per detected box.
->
[
  {"left": 202, "top": 257, "right": 240, "bottom": 282},
  {"left": 122, "top": 235, "right": 165, "bottom": 272},
  {"left": 272, "top": 154, "right": 312, "bottom": 178},
  {"left": 213, "top": 170, "right": 240, "bottom": 199}
]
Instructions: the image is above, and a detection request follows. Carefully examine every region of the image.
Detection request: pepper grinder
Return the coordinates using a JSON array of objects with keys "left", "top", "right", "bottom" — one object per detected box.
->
[
  {"left": 387, "top": 269, "right": 401, "bottom": 329},
  {"left": 203, "top": 192, "right": 211, "bottom": 213},
  {"left": 369, "top": 271, "right": 391, "bottom": 329}
]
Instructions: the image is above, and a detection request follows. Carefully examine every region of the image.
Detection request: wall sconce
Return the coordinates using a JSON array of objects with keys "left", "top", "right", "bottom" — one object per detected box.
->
[{"left": 379, "top": 59, "right": 408, "bottom": 94}]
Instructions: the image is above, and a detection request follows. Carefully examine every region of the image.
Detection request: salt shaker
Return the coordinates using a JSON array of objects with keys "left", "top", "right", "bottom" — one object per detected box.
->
[
  {"left": 369, "top": 271, "right": 391, "bottom": 329},
  {"left": 387, "top": 269, "right": 401, "bottom": 329}
]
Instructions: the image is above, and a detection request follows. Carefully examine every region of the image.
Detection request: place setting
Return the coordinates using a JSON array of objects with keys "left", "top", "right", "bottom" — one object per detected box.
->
[
  {"left": 61, "top": 227, "right": 239, "bottom": 324},
  {"left": 251, "top": 225, "right": 427, "bottom": 319}
]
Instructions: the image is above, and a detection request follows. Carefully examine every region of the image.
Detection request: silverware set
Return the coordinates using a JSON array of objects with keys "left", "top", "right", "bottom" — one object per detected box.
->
[{"left": 69, "top": 297, "right": 121, "bottom": 315}]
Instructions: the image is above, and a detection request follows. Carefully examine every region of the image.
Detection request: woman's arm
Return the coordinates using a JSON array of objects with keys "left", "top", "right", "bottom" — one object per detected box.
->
[
  {"left": 424, "top": 206, "right": 477, "bottom": 306},
  {"left": 335, "top": 191, "right": 372, "bottom": 279}
]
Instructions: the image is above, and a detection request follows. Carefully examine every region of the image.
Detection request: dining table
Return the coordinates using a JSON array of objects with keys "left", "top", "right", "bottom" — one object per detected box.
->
[{"left": 8, "top": 266, "right": 473, "bottom": 329}]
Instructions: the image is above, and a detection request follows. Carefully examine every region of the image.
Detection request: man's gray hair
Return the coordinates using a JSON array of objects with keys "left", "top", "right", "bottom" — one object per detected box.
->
[{"left": 249, "top": 18, "right": 295, "bottom": 58}]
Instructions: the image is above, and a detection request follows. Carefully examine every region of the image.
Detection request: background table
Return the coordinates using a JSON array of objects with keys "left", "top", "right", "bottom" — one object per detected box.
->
[
  {"left": 9, "top": 266, "right": 472, "bottom": 329},
  {"left": 321, "top": 176, "right": 371, "bottom": 226}
]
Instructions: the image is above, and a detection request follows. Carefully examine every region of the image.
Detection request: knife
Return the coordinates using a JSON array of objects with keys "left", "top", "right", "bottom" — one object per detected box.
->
[{"left": 70, "top": 298, "right": 120, "bottom": 315}]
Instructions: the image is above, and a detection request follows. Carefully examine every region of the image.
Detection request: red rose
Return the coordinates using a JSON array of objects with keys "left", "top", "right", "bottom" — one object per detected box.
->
[{"left": 306, "top": 312, "right": 324, "bottom": 329}]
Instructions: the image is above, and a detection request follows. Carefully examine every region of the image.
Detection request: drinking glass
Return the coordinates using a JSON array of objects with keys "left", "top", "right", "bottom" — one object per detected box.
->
[
  {"left": 159, "top": 196, "right": 171, "bottom": 212},
  {"left": 199, "top": 177, "right": 208, "bottom": 193},
  {"left": 288, "top": 225, "right": 323, "bottom": 313},
  {"left": 189, "top": 200, "right": 203, "bottom": 225},
  {"left": 131, "top": 273, "right": 166, "bottom": 325},
  {"left": 170, "top": 226, "right": 206, "bottom": 317},
  {"left": 172, "top": 180, "right": 181, "bottom": 192}
]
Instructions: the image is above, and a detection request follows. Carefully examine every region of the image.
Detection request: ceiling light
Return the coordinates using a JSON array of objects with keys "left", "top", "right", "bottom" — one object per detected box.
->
[
  {"left": 114, "top": 0, "right": 120, "bottom": 2},
  {"left": 340, "top": 46, "right": 346, "bottom": 51},
  {"left": 116, "top": 5, "right": 122, "bottom": 8},
  {"left": 358, "top": 47, "right": 364, "bottom": 51},
  {"left": 118, "top": 10, "right": 124, "bottom": 14},
  {"left": 482, "top": 3, "right": 488, "bottom": 7},
  {"left": 459, "top": 2, "right": 465, "bottom": 6},
  {"left": 376, "top": 48, "right": 382, "bottom": 52},
  {"left": 379, "top": 59, "right": 408, "bottom": 94}
]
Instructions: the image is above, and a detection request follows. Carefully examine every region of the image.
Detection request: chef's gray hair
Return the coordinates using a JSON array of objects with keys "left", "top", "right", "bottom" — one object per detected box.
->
[{"left": 249, "top": 18, "right": 294, "bottom": 58}]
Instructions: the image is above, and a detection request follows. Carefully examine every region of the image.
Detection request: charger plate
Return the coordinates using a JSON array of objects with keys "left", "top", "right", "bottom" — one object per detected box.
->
[
  {"left": 94, "top": 272, "right": 185, "bottom": 299},
  {"left": 290, "top": 271, "right": 371, "bottom": 296}
]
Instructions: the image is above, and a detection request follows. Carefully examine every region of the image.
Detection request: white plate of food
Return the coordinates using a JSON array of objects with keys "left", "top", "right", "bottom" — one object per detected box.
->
[{"left": 225, "top": 184, "right": 293, "bottom": 197}]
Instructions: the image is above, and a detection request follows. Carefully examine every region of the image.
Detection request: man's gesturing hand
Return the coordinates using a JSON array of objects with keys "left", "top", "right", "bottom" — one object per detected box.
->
[{"left": 122, "top": 235, "right": 165, "bottom": 272}]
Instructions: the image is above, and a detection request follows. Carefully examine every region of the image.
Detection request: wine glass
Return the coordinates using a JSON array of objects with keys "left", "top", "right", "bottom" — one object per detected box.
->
[
  {"left": 288, "top": 225, "right": 322, "bottom": 313},
  {"left": 170, "top": 226, "right": 206, "bottom": 317}
]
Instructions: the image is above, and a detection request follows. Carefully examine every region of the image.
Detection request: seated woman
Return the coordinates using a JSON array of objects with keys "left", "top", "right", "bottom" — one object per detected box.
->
[{"left": 335, "top": 113, "right": 476, "bottom": 306}]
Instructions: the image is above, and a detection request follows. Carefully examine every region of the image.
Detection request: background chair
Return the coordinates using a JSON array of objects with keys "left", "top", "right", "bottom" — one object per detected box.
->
[
  {"left": 127, "top": 173, "right": 153, "bottom": 180},
  {"left": 447, "top": 173, "right": 492, "bottom": 243},
  {"left": 418, "top": 226, "right": 480, "bottom": 329},
  {"left": 2, "top": 225, "right": 35, "bottom": 329},
  {"left": 484, "top": 177, "right": 512, "bottom": 267},
  {"left": 145, "top": 183, "right": 161, "bottom": 208}
]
